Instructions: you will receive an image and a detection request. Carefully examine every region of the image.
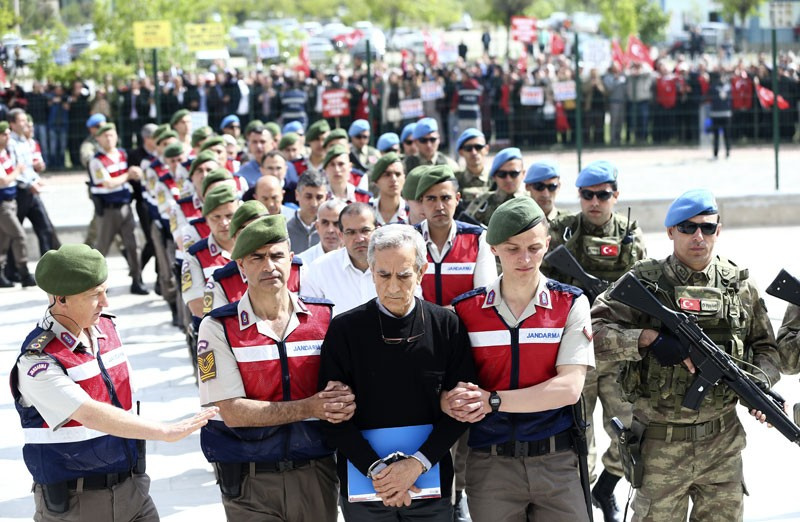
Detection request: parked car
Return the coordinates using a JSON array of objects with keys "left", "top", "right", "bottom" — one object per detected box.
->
[
  {"left": 302, "top": 21, "right": 323, "bottom": 37},
  {"left": 229, "top": 27, "right": 260, "bottom": 60},
  {"left": 307, "top": 36, "right": 334, "bottom": 62}
]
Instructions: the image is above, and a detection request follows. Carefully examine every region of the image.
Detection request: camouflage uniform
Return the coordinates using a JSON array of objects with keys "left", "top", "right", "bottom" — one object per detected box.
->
[
  {"left": 403, "top": 151, "right": 459, "bottom": 173},
  {"left": 777, "top": 303, "right": 800, "bottom": 374},
  {"left": 464, "top": 190, "right": 516, "bottom": 228},
  {"left": 591, "top": 255, "right": 781, "bottom": 522},
  {"left": 544, "top": 211, "right": 646, "bottom": 480},
  {"left": 454, "top": 166, "right": 489, "bottom": 205}
]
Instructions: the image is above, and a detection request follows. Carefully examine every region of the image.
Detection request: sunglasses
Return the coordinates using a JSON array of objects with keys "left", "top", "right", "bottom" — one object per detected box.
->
[
  {"left": 530, "top": 182, "right": 559, "bottom": 192},
  {"left": 675, "top": 221, "right": 719, "bottom": 235},
  {"left": 404, "top": 140, "right": 414, "bottom": 146},
  {"left": 378, "top": 306, "right": 426, "bottom": 344},
  {"left": 580, "top": 189, "right": 614, "bottom": 201},
  {"left": 462, "top": 144, "right": 487, "bottom": 153},
  {"left": 495, "top": 170, "right": 522, "bottom": 179},
  {"left": 355, "top": 134, "right": 369, "bottom": 140},
  {"left": 417, "top": 137, "right": 438, "bottom": 144}
]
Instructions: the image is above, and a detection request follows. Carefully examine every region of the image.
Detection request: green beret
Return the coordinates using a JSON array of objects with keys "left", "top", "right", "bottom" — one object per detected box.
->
[
  {"left": 244, "top": 119, "right": 264, "bottom": 136},
  {"left": 163, "top": 142, "right": 184, "bottom": 159},
  {"left": 231, "top": 215, "right": 289, "bottom": 260},
  {"left": 35, "top": 244, "right": 108, "bottom": 296},
  {"left": 0, "top": 121, "right": 8, "bottom": 133},
  {"left": 415, "top": 164, "right": 455, "bottom": 200},
  {"left": 202, "top": 185, "right": 237, "bottom": 216},
  {"left": 189, "top": 151, "right": 218, "bottom": 178},
  {"left": 199, "top": 136, "right": 224, "bottom": 152},
  {"left": 370, "top": 152, "right": 402, "bottom": 183},
  {"left": 191, "top": 126, "right": 213, "bottom": 147},
  {"left": 322, "top": 144, "right": 349, "bottom": 169},
  {"left": 201, "top": 168, "right": 234, "bottom": 197},
  {"left": 170, "top": 109, "right": 190, "bottom": 127},
  {"left": 229, "top": 200, "right": 269, "bottom": 239},
  {"left": 96, "top": 123, "right": 116, "bottom": 136},
  {"left": 278, "top": 132, "right": 299, "bottom": 150},
  {"left": 264, "top": 122, "right": 281, "bottom": 138},
  {"left": 156, "top": 130, "right": 178, "bottom": 145},
  {"left": 401, "top": 165, "right": 432, "bottom": 201},
  {"left": 486, "top": 197, "right": 545, "bottom": 245},
  {"left": 306, "top": 119, "right": 330, "bottom": 141},
  {"left": 153, "top": 124, "right": 170, "bottom": 142},
  {"left": 323, "top": 128, "right": 348, "bottom": 148}
]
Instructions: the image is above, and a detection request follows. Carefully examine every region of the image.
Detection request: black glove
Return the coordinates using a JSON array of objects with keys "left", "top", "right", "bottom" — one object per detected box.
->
[{"left": 648, "top": 328, "right": 690, "bottom": 366}]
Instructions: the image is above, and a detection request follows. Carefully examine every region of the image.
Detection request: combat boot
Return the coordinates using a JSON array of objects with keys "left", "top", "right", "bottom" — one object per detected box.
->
[
  {"left": 18, "top": 265, "right": 36, "bottom": 288},
  {"left": 592, "top": 470, "right": 623, "bottom": 522},
  {"left": 130, "top": 278, "right": 149, "bottom": 295},
  {"left": 0, "top": 273, "right": 13, "bottom": 288}
]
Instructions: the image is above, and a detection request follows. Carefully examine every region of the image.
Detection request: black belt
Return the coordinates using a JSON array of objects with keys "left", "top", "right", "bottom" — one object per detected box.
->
[
  {"left": 64, "top": 470, "right": 133, "bottom": 491},
  {"left": 473, "top": 431, "right": 574, "bottom": 458},
  {"left": 102, "top": 201, "right": 128, "bottom": 209},
  {"left": 642, "top": 409, "right": 738, "bottom": 442},
  {"left": 252, "top": 459, "right": 311, "bottom": 473}
]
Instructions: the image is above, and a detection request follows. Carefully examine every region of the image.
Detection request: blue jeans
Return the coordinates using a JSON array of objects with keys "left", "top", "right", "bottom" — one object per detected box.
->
[{"left": 48, "top": 128, "right": 67, "bottom": 168}]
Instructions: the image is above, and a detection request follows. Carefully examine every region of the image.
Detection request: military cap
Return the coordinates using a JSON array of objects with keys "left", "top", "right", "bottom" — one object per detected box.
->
[
  {"left": 96, "top": 123, "right": 116, "bottom": 137},
  {"left": 156, "top": 130, "right": 178, "bottom": 145},
  {"left": 575, "top": 160, "right": 618, "bottom": 188},
  {"left": 306, "top": 119, "right": 330, "bottom": 141},
  {"left": 191, "top": 126, "right": 213, "bottom": 147},
  {"left": 199, "top": 136, "right": 225, "bottom": 152},
  {"left": 323, "top": 128, "right": 348, "bottom": 148},
  {"left": 412, "top": 117, "right": 438, "bottom": 140},
  {"left": 229, "top": 200, "right": 269, "bottom": 239},
  {"left": 163, "top": 142, "right": 184, "bottom": 159},
  {"left": 376, "top": 132, "right": 399, "bottom": 153},
  {"left": 489, "top": 147, "right": 522, "bottom": 178},
  {"left": 401, "top": 165, "right": 432, "bottom": 201},
  {"left": 188, "top": 151, "right": 218, "bottom": 178},
  {"left": 664, "top": 189, "right": 718, "bottom": 227},
  {"left": 201, "top": 168, "right": 233, "bottom": 197},
  {"left": 279, "top": 132, "right": 299, "bottom": 150},
  {"left": 220, "top": 114, "right": 240, "bottom": 130},
  {"left": 0, "top": 121, "right": 8, "bottom": 133},
  {"left": 86, "top": 113, "right": 107, "bottom": 129},
  {"left": 525, "top": 161, "right": 561, "bottom": 184},
  {"left": 370, "top": 152, "right": 402, "bottom": 183},
  {"left": 415, "top": 165, "right": 456, "bottom": 200},
  {"left": 231, "top": 215, "right": 289, "bottom": 260},
  {"left": 170, "top": 109, "right": 190, "bottom": 127},
  {"left": 35, "top": 244, "right": 108, "bottom": 296},
  {"left": 400, "top": 123, "right": 416, "bottom": 143},
  {"left": 322, "top": 144, "right": 349, "bottom": 169},
  {"left": 486, "top": 197, "right": 545, "bottom": 245},
  {"left": 456, "top": 128, "right": 484, "bottom": 150},
  {"left": 282, "top": 121, "right": 304, "bottom": 135},
  {"left": 264, "top": 122, "right": 281, "bottom": 139},
  {"left": 348, "top": 119, "right": 370, "bottom": 138},
  {"left": 202, "top": 185, "right": 237, "bottom": 216},
  {"left": 244, "top": 119, "right": 264, "bottom": 136}
]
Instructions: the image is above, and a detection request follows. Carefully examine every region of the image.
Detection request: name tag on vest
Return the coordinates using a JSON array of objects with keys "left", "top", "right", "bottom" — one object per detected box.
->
[{"left": 429, "top": 262, "right": 476, "bottom": 275}]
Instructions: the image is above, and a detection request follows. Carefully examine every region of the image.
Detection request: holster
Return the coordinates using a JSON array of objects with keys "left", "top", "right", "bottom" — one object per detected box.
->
[
  {"left": 216, "top": 462, "right": 243, "bottom": 498},
  {"left": 42, "top": 482, "right": 70, "bottom": 514},
  {"left": 615, "top": 418, "right": 645, "bottom": 488},
  {"left": 135, "top": 439, "right": 147, "bottom": 474}
]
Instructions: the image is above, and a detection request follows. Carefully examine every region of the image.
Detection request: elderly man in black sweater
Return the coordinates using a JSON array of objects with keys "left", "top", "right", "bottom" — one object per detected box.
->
[{"left": 318, "top": 223, "right": 475, "bottom": 521}]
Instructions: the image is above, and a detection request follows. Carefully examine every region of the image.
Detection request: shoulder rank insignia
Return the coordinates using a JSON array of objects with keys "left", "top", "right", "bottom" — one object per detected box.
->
[
  {"left": 197, "top": 351, "right": 217, "bottom": 382},
  {"left": 26, "top": 331, "right": 55, "bottom": 353}
]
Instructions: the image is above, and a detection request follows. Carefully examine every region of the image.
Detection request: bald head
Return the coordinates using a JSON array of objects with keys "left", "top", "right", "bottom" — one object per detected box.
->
[{"left": 254, "top": 175, "right": 285, "bottom": 216}]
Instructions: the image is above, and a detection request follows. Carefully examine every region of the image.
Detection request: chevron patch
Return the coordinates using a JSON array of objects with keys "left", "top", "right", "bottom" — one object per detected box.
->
[{"left": 198, "top": 351, "right": 217, "bottom": 382}]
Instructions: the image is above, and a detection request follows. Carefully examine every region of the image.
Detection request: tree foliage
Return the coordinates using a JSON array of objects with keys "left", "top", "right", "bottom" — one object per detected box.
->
[
  {"left": 718, "top": 0, "right": 765, "bottom": 27},
  {"left": 597, "top": 0, "right": 669, "bottom": 45}
]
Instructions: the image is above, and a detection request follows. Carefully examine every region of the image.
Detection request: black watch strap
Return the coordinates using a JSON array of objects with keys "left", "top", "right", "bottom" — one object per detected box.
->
[{"left": 489, "top": 391, "right": 501, "bottom": 413}]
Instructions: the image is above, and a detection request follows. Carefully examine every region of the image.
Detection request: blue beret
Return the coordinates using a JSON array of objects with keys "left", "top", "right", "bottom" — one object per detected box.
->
[
  {"left": 86, "top": 113, "right": 107, "bottom": 128},
  {"left": 282, "top": 121, "right": 304, "bottom": 135},
  {"left": 348, "top": 119, "right": 370, "bottom": 137},
  {"left": 400, "top": 123, "right": 416, "bottom": 143},
  {"left": 456, "top": 128, "right": 485, "bottom": 151},
  {"left": 664, "top": 189, "right": 718, "bottom": 227},
  {"left": 575, "top": 160, "right": 618, "bottom": 187},
  {"left": 376, "top": 133, "right": 399, "bottom": 152},
  {"left": 525, "top": 161, "right": 561, "bottom": 184},
  {"left": 489, "top": 147, "right": 522, "bottom": 177},
  {"left": 220, "top": 115, "right": 240, "bottom": 130},
  {"left": 412, "top": 117, "right": 438, "bottom": 140}
]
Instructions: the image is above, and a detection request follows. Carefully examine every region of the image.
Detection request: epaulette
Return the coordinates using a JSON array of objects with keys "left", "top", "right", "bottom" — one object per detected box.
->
[
  {"left": 451, "top": 287, "right": 487, "bottom": 306},
  {"left": 351, "top": 168, "right": 365, "bottom": 177},
  {"left": 209, "top": 301, "right": 239, "bottom": 318},
  {"left": 298, "top": 296, "right": 334, "bottom": 307},
  {"left": 546, "top": 279, "right": 584, "bottom": 299},
  {"left": 177, "top": 195, "right": 192, "bottom": 204},
  {"left": 454, "top": 221, "right": 483, "bottom": 235},
  {"left": 213, "top": 260, "right": 239, "bottom": 281},
  {"left": 189, "top": 216, "right": 206, "bottom": 226},
  {"left": 25, "top": 331, "right": 55, "bottom": 354},
  {"left": 100, "top": 312, "right": 117, "bottom": 319},
  {"left": 633, "top": 258, "right": 664, "bottom": 283},
  {"left": 292, "top": 257, "right": 303, "bottom": 266},
  {"left": 187, "top": 237, "right": 210, "bottom": 256},
  {"left": 355, "top": 187, "right": 373, "bottom": 197}
]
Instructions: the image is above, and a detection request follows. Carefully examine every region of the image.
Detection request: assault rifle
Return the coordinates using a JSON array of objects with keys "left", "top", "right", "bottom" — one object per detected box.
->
[
  {"left": 609, "top": 272, "right": 800, "bottom": 447},
  {"left": 766, "top": 269, "right": 800, "bottom": 307},
  {"left": 544, "top": 245, "right": 609, "bottom": 303}
]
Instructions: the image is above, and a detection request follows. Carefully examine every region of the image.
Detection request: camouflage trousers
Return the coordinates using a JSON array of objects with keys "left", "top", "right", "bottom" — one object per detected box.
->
[
  {"left": 584, "top": 358, "right": 632, "bottom": 480},
  {"left": 632, "top": 416, "right": 746, "bottom": 521}
]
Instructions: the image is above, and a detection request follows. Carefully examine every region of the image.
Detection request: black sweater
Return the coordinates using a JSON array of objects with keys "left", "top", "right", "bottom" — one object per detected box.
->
[{"left": 318, "top": 298, "right": 475, "bottom": 498}]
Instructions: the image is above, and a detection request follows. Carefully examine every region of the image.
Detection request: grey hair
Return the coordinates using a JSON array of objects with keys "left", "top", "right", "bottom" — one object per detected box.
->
[
  {"left": 368, "top": 224, "right": 427, "bottom": 272},
  {"left": 317, "top": 198, "right": 346, "bottom": 218}
]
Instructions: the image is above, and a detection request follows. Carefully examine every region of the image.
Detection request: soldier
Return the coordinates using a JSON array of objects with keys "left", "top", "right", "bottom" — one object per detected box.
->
[
  {"left": 465, "top": 147, "right": 524, "bottom": 227},
  {"left": 403, "top": 118, "right": 459, "bottom": 173},
  {"left": 591, "top": 189, "right": 780, "bottom": 522},
  {"left": 376, "top": 132, "right": 400, "bottom": 154},
  {"left": 0, "top": 120, "right": 35, "bottom": 287},
  {"left": 323, "top": 128, "right": 349, "bottom": 152},
  {"left": 400, "top": 165, "right": 430, "bottom": 226},
  {"left": 400, "top": 123, "right": 418, "bottom": 158},
  {"left": 454, "top": 128, "right": 490, "bottom": 206},
  {"left": 369, "top": 153, "right": 408, "bottom": 225},
  {"left": 544, "top": 160, "right": 645, "bottom": 522},
  {"left": 190, "top": 125, "right": 213, "bottom": 156},
  {"left": 279, "top": 132, "right": 303, "bottom": 161},
  {"left": 524, "top": 161, "right": 568, "bottom": 221},
  {"left": 303, "top": 119, "right": 331, "bottom": 171},
  {"left": 79, "top": 113, "right": 107, "bottom": 169},
  {"left": 777, "top": 304, "right": 800, "bottom": 375},
  {"left": 323, "top": 145, "right": 371, "bottom": 204},
  {"left": 235, "top": 121, "right": 273, "bottom": 188},
  {"left": 348, "top": 119, "right": 380, "bottom": 172},
  {"left": 170, "top": 108, "right": 192, "bottom": 148}
]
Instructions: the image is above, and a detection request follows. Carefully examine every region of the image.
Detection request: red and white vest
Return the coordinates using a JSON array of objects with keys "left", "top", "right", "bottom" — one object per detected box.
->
[{"left": 418, "top": 222, "right": 482, "bottom": 306}]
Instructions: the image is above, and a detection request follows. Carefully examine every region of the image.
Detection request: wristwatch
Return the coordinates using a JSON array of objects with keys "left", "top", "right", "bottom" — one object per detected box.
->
[{"left": 489, "top": 391, "right": 501, "bottom": 413}]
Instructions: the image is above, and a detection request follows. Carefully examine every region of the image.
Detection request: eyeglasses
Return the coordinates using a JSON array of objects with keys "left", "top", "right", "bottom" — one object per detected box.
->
[
  {"left": 378, "top": 305, "right": 426, "bottom": 344},
  {"left": 530, "top": 182, "right": 559, "bottom": 192},
  {"left": 675, "top": 221, "right": 719, "bottom": 235},
  {"left": 404, "top": 140, "right": 414, "bottom": 146},
  {"left": 417, "top": 137, "right": 438, "bottom": 144},
  {"left": 579, "top": 189, "right": 614, "bottom": 201},
  {"left": 495, "top": 170, "right": 522, "bottom": 179},
  {"left": 462, "top": 144, "right": 487, "bottom": 153}
]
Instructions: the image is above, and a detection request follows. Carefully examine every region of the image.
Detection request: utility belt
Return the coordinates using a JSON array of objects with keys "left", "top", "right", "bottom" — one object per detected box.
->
[
  {"left": 215, "top": 459, "right": 314, "bottom": 498},
  {"left": 39, "top": 470, "right": 134, "bottom": 514},
  {"left": 472, "top": 430, "right": 574, "bottom": 458},
  {"left": 643, "top": 409, "right": 738, "bottom": 443}
]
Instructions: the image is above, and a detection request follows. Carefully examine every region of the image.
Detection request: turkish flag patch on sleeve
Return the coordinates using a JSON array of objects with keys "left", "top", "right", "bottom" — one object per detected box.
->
[
  {"left": 679, "top": 298, "right": 701, "bottom": 311},
  {"left": 600, "top": 244, "right": 619, "bottom": 257}
]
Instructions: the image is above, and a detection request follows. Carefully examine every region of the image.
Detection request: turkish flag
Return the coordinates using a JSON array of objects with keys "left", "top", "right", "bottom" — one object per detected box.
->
[
  {"left": 551, "top": 32, "right": 565, "bottom": 55},
  {"left": 611, "top": 40, "right": 627, "bottom": 69},
  {"left": 423, "top": 33, "right": 439, "bottom": 66},
  {"left": 756, "top": 85, "right": 790, "bottom": 110},
  {"left": 295, "top": 42, "right": 310, "bottom": 77},
  {"left": 626, "top": 35, "right": 653, "bottom": 68},
  {"left": 0, "top": 65, "right": 5, "bottom": 85},
  {"left": 517, "top": 43, "right": 528, "bottom": 72},
  {"left": 679, "top": 298, "right": 701, "bottom": 312},
  {"left": 600, "top": 244, "right": 619, "bottom": 257}
]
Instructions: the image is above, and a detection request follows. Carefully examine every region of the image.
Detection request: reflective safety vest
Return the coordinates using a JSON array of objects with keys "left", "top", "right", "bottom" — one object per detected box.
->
[
  {"left": 200, "top": 296, "right": 334, "bottom": 464},
  {"left": 348, "top": 168, "right": 365, "bottom": 188},
  {"left": 90, "top": 149, "right": 132, "bottom": 204},
  {"left": 291, "top": 157, "right": 309, "bottom": 178},
  {"left": 212, "top": 257, "right": 303, "bottom": 305},
  {"left": 417, "top": 221, "right": 482, "bottom": 306},
  {"left": 177, "top": 195, "right": 203, "bottom": 223},
  {"left": 187, "top": 236, "right": 231, "bottom": 281},
  {"left": 188, "top": 217, "right": 212, "bottom": 242},
  {"left": 12, "top": 316, "right": 137, "bottom": 485},
  {"left": 453, "top": 282, "right": 580, "bottom": 447}
]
